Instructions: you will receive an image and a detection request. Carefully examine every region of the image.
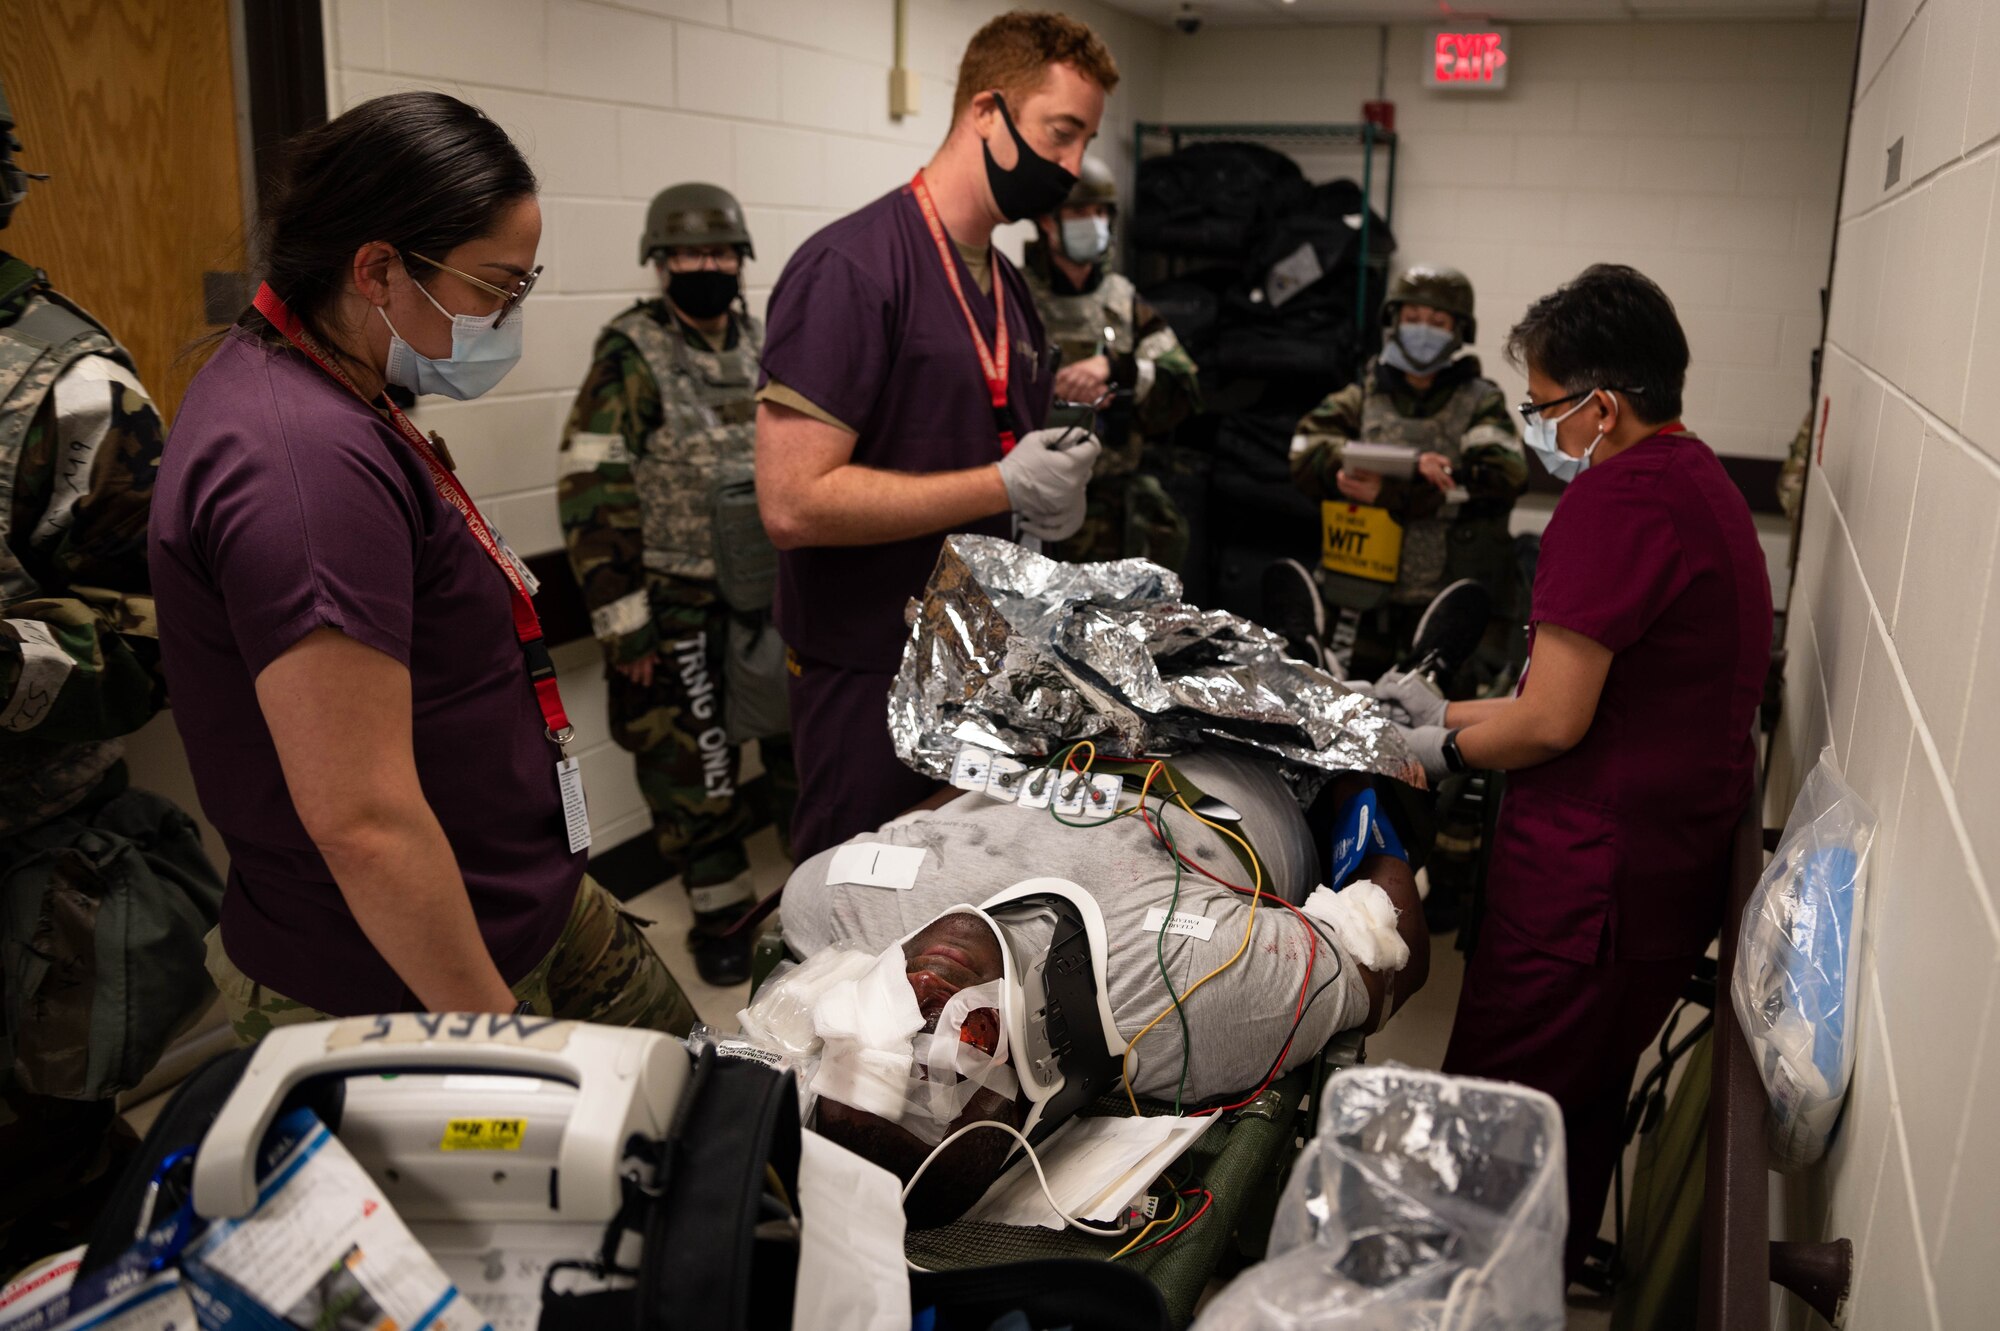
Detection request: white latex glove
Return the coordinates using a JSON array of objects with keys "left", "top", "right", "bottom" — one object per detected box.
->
[
  {"left": 1368, "top": 668, "right": 1449, "bottom": 729},
  {"left": 1398, "top": 723, "right": 1453, "bottom": 785},
  {"left": 999, "top": 428, "right": 1101, "bottom": 542}
]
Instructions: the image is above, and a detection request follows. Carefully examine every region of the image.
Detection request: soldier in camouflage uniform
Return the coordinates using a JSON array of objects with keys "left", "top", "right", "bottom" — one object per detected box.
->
[
  {"left": 1024, "top": 157, "right": 1200, "bottom": 568},
  {"left": 0, "top": 79, "right": 222, "bottom": 1268},
  {"left": 1272, "top": 265, "right": 1528, "bottom": 688},
  {"left": 559, "top": 183, "right": 792, "bottom": 986}
]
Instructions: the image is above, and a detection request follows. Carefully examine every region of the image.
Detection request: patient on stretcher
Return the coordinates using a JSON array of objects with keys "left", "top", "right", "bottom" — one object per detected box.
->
[{"left": 745, "top": 750, "right": 1430, "bottom": 1226}]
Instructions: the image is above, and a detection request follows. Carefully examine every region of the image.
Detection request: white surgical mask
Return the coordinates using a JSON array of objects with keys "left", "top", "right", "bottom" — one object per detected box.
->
[
  {"left": 1380, "top": 322, "right": 1458, "bottom": 376},
  {"left": 380, "top": 276, "right": 524, "bottom": 401},
  {"left": 1058, "top": 216, "right": 1112, "bottom": 265},
  {"left": 1523, "top": 391, "right": 1607, "bottom": 484}
]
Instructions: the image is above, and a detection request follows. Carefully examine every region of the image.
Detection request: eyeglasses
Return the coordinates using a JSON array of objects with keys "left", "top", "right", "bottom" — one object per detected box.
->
[
  {"left": 659, "top": 247, "right": 742, "bottom": 274},
  {"left": 1517, "top": 385, "right": 1637, "bottom": 424},
  {"left": 406, "top": 251, "right": 542, "bottom": 327}
]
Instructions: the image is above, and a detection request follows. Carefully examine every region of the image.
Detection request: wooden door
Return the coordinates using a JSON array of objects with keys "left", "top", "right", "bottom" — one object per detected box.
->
[{"left": 0, "top": 0, "right": 247, "bottom": 421}]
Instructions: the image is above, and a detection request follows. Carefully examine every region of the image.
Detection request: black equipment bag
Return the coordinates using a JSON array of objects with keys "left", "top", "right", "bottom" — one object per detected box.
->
[
  {"left": 636, "top": 1048, "right": 802, "bottom": 1329},
  {"left": 1132, "top": 142, "right": 1308, "bottom": 257},
  {"left": 911, "top": 1259, "right": 1171, "bottom": 1331},
  {"left": 1137, "top": 268, "right": 1236, "bottom": 359},
  {"left": 1248, "top": 179, "right": 1397, "bottom": 296}
]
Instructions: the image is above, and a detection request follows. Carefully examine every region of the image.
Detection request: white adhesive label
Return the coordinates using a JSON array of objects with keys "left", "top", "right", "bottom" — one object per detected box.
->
[
  {"left": 0, "top": 619, "right": 70, "bottom": 732},
  {"left": 827, "top": 842, "right": 927, "bottom": 890},
  {"left": 1141, "top": 908, "right": 1218, "bottom": 941},
  {"left": 557, "top": 757, "right": 591, "bottom": 853}
]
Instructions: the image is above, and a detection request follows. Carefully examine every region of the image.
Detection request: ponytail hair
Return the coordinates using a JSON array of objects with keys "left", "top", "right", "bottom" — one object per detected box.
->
[{"left": 248, "top": 91, "right": 536, "bottom": 349}]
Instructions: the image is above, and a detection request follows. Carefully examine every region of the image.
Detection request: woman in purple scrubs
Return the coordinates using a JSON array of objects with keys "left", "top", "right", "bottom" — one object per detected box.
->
[
  {"left": 152, "top": 94, "right": 693, "bottom": 1035},
  {"left": 1381, "top": 265, "right": 1773, "bottom": 1278}
]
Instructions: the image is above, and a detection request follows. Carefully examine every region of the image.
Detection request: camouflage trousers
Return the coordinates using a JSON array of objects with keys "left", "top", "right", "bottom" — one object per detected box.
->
[
  {"left": 610, "top": 594, "right": 796, "bottom": 893},
  {"left": 1050, "top": 471, "right": 1189, "bottom": 570},
  {"left": 204, "top": 876, "right": 697, "bottom": 1045}
]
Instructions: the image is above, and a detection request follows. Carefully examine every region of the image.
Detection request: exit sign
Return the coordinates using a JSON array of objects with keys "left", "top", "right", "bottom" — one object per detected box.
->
[{"left": 1424, "top": 25, "right": 1510, "bottom": 90}]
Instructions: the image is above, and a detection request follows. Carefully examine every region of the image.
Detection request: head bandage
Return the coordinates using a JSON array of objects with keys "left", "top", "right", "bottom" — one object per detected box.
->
[
  {"left": 741, "top": 879, "right": 1123, "bottom": 1148},
  {"left": 748, "top": 941, "right": 1022, "bottom": 1146}
]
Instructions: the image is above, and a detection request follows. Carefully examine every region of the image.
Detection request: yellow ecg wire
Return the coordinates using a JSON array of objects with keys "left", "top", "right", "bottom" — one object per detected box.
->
[{"left": 1118, "top": 772, "right": 1267, "bottom": 1114}]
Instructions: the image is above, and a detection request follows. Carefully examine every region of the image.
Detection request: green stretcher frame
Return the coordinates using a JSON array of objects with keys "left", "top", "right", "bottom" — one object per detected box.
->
[{"left": 751, "top": 930, "right": 1365, "bottom": 1328}]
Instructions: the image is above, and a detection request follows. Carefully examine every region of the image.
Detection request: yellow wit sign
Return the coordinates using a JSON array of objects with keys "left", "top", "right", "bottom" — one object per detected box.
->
[
  {"left": 1321, "top": 503, "right": 1403, "bottom": 583},
  {"left": 440, "top": 1117, "right": 526, "bottom": 1151}
]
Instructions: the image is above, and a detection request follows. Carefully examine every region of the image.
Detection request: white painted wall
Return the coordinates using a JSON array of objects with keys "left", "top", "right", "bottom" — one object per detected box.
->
[
  {"left": 1765, "top": 0, "right": 2000, "bottom": 1327},
  {"left": 1157, "top": 20, "right": 1854, "bottom": 605},
  {"left": 305, "top": 0, "right": 1165, "bottom": 848}
]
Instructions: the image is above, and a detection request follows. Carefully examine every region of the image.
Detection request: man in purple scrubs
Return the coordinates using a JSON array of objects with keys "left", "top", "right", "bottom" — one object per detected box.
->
[
  {"left": 755, "top": 12, "right": 1121, "bottom": 860},
  {"left": 1374, "top": 265, "right": 1773, "bottom": 1280}
]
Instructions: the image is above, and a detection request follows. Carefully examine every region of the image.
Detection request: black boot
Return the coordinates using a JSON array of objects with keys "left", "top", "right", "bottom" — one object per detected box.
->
[{"left": 686, "top": 869, "right": 757, "bottom": 986}]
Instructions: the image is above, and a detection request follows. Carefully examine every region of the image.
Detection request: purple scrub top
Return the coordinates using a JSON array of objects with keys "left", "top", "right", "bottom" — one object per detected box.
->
[
  {"left": 1488, "top": 429, "right": 1773, "bottom": 963},
  {"left": 758, "top": 184, "right": 1054, "bottom": 673},
  {"left": 149, "top": 330, "right": 583, "bottom": 1014}
]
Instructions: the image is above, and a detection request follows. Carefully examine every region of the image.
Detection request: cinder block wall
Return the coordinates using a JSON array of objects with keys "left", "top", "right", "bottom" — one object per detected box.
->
[
  {"left": 1760, "top": 0, "right": 2000, "bottom": 1326},
  {"left": 311, "top": 0, "right": 1167, "bottom": 848}
]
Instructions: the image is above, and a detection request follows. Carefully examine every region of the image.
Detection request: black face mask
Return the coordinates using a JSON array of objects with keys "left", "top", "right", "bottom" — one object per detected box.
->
[
  {"left": 667, "top": 269, "right": 739, "bottom": 321},
  {"left": 983, "top": 94, "right": 1078, "bottom": 223}
]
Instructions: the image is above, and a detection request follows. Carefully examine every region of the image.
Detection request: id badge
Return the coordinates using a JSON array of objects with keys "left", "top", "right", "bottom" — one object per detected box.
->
[
  {"left": 557, "top": 758, "right": 591, "bottom": 853},
  {"left": 490, "top": 521, "right": 542, "bottom": 597}
]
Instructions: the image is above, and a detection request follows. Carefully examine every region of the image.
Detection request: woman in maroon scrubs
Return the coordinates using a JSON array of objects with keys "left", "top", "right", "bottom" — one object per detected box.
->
[{"left": 1381, "top": 264, "right": 1773, "bottom": 1278}]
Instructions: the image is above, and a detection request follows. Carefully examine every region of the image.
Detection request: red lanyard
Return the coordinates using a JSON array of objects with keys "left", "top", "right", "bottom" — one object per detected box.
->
[
  {"left": 909, "top": 170, "right": 1015, "bottom": 452},
  {"left": 251, "top": 284, "right": 574, "bottom": 746}
]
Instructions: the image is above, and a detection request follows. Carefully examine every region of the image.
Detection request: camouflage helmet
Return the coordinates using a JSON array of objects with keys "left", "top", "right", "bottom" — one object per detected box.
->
[
  {"left": 1058, "top": 156, "right": 1117, "bottom": 213},
  {"left": 1384, "top": 264, "right": 1476, "bottom": 344},
  {"left": 0, "top": 75, "right": 30, "bottom": 231},
  {"left": 640, "top": 182, "right": 753, "bottom": 265}
]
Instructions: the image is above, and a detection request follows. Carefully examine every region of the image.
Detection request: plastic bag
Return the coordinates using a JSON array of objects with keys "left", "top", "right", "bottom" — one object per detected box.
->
[
  {"left": 1731, "top": 748, "right": 1876, "bottom": 1171},
  {"left": 1194, "top": 1065, "right": 1565, "bottom": 1331}
]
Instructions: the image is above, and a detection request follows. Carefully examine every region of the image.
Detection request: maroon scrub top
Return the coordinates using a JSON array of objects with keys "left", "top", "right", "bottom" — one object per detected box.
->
[
  {"left": 758, "top": 184, "right": 1053, "bottom": 673},
  {"left": 149, "top": 330, "right": 584, "bottom": 1015},
  {"left": 1489, "top": 429, "right": 1772, "bottom": 963}
]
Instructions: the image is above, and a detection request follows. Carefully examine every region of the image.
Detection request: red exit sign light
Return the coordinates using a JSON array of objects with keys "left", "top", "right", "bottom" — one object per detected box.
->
[{"left": 1425, "top": 26, "right": 1510, "bottom": 90}]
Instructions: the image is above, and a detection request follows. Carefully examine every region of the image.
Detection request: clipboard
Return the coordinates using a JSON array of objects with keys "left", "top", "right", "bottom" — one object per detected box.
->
[{"left": 1339, "top": 442, "right": 1421, "bottom": 479}]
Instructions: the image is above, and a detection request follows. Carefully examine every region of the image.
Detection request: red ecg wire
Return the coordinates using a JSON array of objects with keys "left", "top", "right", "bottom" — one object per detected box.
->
[{"left": 1137, "top": 1188, "right": 1215, "bottom": 1253}]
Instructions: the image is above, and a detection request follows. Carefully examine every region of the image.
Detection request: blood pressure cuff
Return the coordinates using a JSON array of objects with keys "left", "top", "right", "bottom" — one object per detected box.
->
[
  {"left": 1328, "top": 785, "right": 1408, "bottom": 887},
  {"left": 1308, "top": 775, "right": 1433, "bottom": 885}
]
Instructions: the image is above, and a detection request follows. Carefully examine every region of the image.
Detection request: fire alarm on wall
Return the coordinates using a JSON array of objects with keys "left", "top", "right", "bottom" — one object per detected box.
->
[{"left": 1424, "top": 25, "right": 1510, "bottom": 91}]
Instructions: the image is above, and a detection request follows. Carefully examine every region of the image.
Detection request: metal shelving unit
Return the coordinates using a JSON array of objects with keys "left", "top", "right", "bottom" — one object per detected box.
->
[{"left": 1131, "top": 120, "right": 1399, "bottom": 335}]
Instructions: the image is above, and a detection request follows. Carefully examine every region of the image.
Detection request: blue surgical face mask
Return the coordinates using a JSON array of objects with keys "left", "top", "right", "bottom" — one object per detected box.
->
[
  {"left": 1523, "top": 391, "right": 1606, "bottom": 484},
  {"left": 1380, "top": 321, "right": 1458, "bottom": 376},
  {"left": 380, "top": 276, "right": 523, "bottom": 401},
  {"left": 1058, "top": 216, "right": 1111, "bottom": 265}
]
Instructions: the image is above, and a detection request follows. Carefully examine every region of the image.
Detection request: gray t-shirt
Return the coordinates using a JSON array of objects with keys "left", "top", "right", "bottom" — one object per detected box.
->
[{"left": 781, "top": 752, "right": 1369, "bottom": 1103}]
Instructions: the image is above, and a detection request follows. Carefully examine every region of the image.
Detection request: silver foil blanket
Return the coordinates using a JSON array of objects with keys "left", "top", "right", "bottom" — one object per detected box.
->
[{"left": 887, "top": 534, "right": 1423, "bottom": 791}]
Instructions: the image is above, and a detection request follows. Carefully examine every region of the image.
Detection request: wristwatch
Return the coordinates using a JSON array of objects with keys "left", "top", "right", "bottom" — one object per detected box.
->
[{"left": 1441, "top": 728, "right": 1468, "bottom": 775}]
